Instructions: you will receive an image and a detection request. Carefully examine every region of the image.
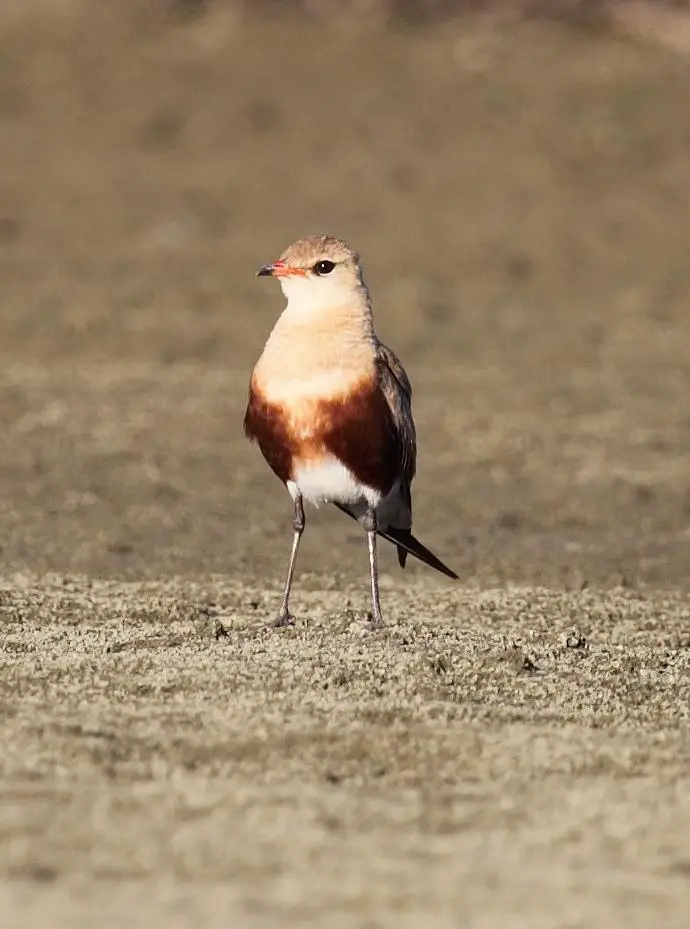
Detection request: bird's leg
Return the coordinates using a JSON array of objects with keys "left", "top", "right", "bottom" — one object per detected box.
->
[
  {"left": 362, "top": 508, "right": 385, "bottom": 629},
  {"left": 271, "top": 494, "right": 305, "bottom": 628}
]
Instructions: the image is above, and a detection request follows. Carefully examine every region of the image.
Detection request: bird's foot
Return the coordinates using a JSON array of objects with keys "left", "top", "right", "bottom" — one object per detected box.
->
[
  {"left": 268, "top": 610, "right": 295, "bottom": 629},
  {"left": 367, "top": 610, "right": 385, "bottom": 631}
]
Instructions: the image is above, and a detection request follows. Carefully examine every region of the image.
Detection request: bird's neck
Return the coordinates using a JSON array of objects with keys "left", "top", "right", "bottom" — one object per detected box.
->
[{"left": 254, "top": 294, "right": 378, "bottom": 399}]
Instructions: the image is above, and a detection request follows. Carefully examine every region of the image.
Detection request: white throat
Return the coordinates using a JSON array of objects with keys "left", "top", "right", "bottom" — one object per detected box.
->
[{"left": 278, "top": 274, "right": 370, "bottom": 318}]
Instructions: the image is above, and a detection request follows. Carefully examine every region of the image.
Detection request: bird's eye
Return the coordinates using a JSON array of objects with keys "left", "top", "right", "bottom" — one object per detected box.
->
[{"left": 313, "top": 260, "right": 335, "bottom": 276}]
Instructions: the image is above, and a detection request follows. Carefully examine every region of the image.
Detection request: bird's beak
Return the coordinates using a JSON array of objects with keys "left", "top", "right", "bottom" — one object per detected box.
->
[
  {"left": 255, "top": 259, "right": 306, "bottom": 279},
  {"left": 256, "top": 262, "right": 277, "bottom": 277}
]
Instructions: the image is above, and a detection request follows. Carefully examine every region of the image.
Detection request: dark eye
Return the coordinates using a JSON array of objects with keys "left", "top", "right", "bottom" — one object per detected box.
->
[{"left": 313, "top": 259, "right": 335, "bottom": 276}]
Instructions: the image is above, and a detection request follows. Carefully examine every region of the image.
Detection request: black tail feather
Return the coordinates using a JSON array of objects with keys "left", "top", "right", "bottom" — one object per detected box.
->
[{"left": 334, "top": 503, "right": 458, "bottom": 580}]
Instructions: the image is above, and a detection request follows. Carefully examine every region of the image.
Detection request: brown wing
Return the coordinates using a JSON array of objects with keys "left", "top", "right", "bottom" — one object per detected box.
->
[{"left": 375, "top": 342, "right": 416, "bottom": 492}]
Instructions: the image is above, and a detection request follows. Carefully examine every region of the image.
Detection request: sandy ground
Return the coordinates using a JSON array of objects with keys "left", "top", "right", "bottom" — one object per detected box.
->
[
  {"left": 2, "top": 574, "right": 690, "bottom": 928},
  {"left": 2, "top": 3, "right": 690, "bottom": 926}
]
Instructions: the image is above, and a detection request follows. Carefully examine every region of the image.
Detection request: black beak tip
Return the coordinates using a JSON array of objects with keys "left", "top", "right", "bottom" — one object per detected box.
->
[{"left": 256, "top": 264, "right": 273, "bottom": 278}]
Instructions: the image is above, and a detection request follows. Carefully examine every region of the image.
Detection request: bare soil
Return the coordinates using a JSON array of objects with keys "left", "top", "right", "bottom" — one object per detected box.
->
[{"left": 1, "top": 3, "right": 690, "bottom": 926}]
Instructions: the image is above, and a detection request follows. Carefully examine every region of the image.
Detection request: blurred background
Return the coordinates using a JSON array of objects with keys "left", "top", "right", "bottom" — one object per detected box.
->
[{"left": 1, "top": 0, "right": 690, "bottom": 589}]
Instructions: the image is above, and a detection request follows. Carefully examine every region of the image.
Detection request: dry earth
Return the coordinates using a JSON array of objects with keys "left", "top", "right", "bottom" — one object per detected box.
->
[{"left": 1, "top": 3, "right": 690, "bottom": 926}]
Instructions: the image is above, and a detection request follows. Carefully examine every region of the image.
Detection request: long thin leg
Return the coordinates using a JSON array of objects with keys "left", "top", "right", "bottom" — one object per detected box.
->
[
  {"left": 271, "top": 494, "right": 305, "bottom": 628},
  {"left": 362, "top": 508, "right": 384, "bottom": 629}
]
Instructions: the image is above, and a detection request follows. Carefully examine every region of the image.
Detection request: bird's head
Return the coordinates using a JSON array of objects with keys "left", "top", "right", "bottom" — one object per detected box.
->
[{"left": 256, "top": 234, "right": 367, "bottom": 312}]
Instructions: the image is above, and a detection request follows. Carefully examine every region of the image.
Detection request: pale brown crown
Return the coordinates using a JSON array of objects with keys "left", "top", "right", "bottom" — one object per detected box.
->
[{"left": 278, "top": 234, "right": 360, "bottom": 272}]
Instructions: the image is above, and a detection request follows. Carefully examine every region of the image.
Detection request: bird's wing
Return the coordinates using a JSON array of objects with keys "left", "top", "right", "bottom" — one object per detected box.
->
[{"left": 375, "top": 341, "right": 416, "bottom": 493}]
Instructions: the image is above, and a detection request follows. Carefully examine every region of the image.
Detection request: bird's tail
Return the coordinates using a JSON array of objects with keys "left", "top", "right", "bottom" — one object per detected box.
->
[
  {"left": 381, "top": 526, "right": 459, "bottom": 580},
  {"left": 334, "top": 504, "right": 458, "bottom": 580}
]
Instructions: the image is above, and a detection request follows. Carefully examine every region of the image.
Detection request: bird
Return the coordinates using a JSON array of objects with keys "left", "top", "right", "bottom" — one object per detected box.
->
[{"left": 243, "top": 233, "right": 457, "bottom": 628}]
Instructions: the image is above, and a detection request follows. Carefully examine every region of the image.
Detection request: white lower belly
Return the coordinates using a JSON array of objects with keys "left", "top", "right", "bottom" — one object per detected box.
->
[{"left": 287, "top": 457, "right": 382, "bottom": 509}]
